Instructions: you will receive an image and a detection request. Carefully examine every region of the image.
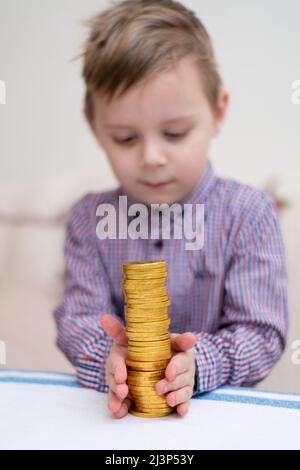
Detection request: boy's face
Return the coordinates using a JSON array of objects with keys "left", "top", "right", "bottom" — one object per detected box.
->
[{"left": 85, "top": 57, "right": 228, "bottom": 205}]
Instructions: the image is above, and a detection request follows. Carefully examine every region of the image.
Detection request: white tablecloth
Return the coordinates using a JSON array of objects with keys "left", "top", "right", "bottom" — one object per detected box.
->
[{"left": 0, "top": 369, "right": 299, "bottom": 450}]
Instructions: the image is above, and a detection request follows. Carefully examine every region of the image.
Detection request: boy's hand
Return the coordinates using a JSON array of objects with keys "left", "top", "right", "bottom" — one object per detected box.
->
[
  {"left": 155, "top": 332, "right": 197, "bottom": 417},
  {"left": 101, "top": 314, "right": 197, "bottom": 418},
  {"left": 100, "top": 314, "right": 132, "bottom": 419}
]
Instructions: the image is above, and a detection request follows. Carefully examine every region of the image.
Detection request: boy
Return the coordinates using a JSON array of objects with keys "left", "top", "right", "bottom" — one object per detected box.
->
[{"left": 53, "top": 0, "right": 288, "bottom": 419}]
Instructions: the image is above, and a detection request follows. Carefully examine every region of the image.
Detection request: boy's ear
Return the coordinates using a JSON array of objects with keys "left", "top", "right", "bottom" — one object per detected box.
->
[{"left": 213, "top": 90, "right": 229, "bottom": 137}]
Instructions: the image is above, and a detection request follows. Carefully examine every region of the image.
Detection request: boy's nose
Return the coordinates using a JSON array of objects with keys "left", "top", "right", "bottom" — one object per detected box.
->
[{"left": 140, "top": 143, "right": 168, "bottom": 167}]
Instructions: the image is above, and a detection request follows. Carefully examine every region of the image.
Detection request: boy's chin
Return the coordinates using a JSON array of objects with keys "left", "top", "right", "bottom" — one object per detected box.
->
[{"left": 136, "top": 194, "right": 178, "bottom": 207}]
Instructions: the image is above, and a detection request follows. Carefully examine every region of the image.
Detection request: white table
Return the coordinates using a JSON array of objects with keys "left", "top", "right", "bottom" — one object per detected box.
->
[{"left": 0, "top": 369, "right": 299, "bottom": 450}]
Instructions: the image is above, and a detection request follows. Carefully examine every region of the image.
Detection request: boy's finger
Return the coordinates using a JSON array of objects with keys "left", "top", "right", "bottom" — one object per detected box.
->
[
  {"left": 164, "top": 352, "right": 191, "bottom": 382},
  {"left": 108, "top": 389, "right": 123, "bottom": 414},
  {"left": 176, "top": 401, "right": 189, "bottom": 417},
  {"left": 166, "top": 385, "right": 193, "bottom": 407},
  {"left": 107, "top": 353, "right": 127, "bottom": 384},
  {"left": 107, "top": 374, "right": 129, "bottom": 400},
  {"left": 155, "top": 371, "right": 190, "bottom": 395},
  {"left": 171, "top": 332, "right": 197, "bottom": 353},
  {"left": 100, "top": 314, "right": 128, "bottom": 346},
  {"left": 113, "top": 397, "right": 132, "bottom": 419}
]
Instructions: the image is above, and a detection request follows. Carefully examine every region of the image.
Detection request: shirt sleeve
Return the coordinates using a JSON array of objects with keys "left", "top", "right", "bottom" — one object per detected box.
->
[
  {"left": 192, "top": 196, "right": 288, "bottom": 396},
  {"left": 53, "top": 194, "right": 118, "bottom": 393}
]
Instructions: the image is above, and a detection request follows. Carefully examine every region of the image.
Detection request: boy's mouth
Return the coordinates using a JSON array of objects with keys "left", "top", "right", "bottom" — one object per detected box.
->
[{"left": 142, "top": 180, "right": 173, "bottom": 189}]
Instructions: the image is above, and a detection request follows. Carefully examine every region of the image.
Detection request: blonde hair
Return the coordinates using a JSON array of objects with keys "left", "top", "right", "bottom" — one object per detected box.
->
[{"left": 75, "top": 0, "right": 223, "bottom": 119}]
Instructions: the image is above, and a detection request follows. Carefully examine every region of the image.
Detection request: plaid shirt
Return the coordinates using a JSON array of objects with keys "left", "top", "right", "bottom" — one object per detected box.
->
[{"left": 53, "top": 162, "right": 288, "bottom": 395}]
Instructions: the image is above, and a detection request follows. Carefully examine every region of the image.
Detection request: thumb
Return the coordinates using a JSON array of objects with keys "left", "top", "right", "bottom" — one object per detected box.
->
[
  {"left": 100, "top": 314, "right": 128, "bottom": 346},
  {"left": 171, "top": 332, "right": 197, "bottom": 352}
]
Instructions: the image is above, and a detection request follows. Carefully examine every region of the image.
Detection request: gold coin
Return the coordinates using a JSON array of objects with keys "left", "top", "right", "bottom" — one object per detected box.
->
[
  {"left": 126, "top": 313, "right": 169, "bottom": 320},
  {"left": 134, "top": 403, "right": 172, "bottom": 410},
  {"left": 125, "top": 296, "right": 169, "bottom": 303},
  {"left": 124, "top": 282, "right": 167, "bottom": 288},
  {"left": 127, "top": 319, "right": 170, "bottom": 327},
  {"left": 128, "top": 344, "right": 170, "bottom": 351},
  {"left": 134, "top": 400, "right": 173, "bottom": 411},
  {"left": 129, "top": 409, "right": 172, "bottom": 418},
  {"left": 127, "top": 370, "right": 165, "bottom": 378},
  {"left": 125, "top": 296, "right": 169, "bottom": 302},
  {"left": 129, "top": 384, "right": 157, "bottom": 390},
  {"left": 126, "top": 301, "right": 170, "bottom": 308},
  {"left": 130, "top": 392, "right": 163, "bottom": 399},
  {"left": 124, "top": 287, "right": 168, "bottom": 298},
  {"left": 126, "top": 320, "right": 170, "bottom": 327},
  {"left": 123, "top": 268, "right": 167, "bottom": 276},
  {"left": 126, "top": 333, "right": 170, "bottom": 340},
  {"left": 127, "top": 378, "right": 164, "bottom": 385},
  {"left": 127, "top": 352, "right": 171, "bottom": 360},
  {"left": 124, "top": 285, "right": 168, "bottom": 293},
  {"left": 126, "top": 297, "right": 170, "bottom": 304},
  {"left": 133, "top": 397, "right": 168, "bottom": 404},
  {"left": 132, "top": 393, "right": 167, "bottom": 400},
  {"left": 128, "top": 341, "right": 171, "bottom": 353},
  {"left": 126, "top": 317, "right": 170, "bottom": 325},
  {"left": 123, "top": 274, "right": 166, "bottom": 280},
  {"left": 126, "top": 301, "right": 171, "bottom": 308},
  {"left": 130, "top": 392, "right": 163, "bottom": 398},
  {"left": 126, "top": 336, "right": 170, "bottom": 342},
  {"left": 127, "top": 367, "right": 167, "bottom": 373},
  {"left": 123, "top": 264, "right": 167, "bottom": 272},
  {"left": 128, "top": 352, "right": 170, "bottom": 358},
  {"left": 127, "top": 318, "right": 170, "bottom": 326},
  {"left": 126, "top": 306, "right": 169, "bottom": 312},
  {"left": 128, "top": 380, "right": 163, "bottom": 386},
  {"left": 126, "top": 330, "right": 170, "bottom": 336},
  {"left": 127, "top": 360, "right": 166, "bottom": 367},
  {"left": 128, "top": 339, "right": 170, "bottom": 345},
  {"left": 128, "top": 352, "right": 170, "bottom": 359},
  {"left": 127, "top": 378, "right": 161, "bottom": 386},
  {"left": 128, "top": 338, "right": 170, "bottom": 346},
  {"left": 125, "top": 305, "right": 168, "bottom": 312},
  {"left": 125, "top": 314, "right": 169, "bottom": 321},
  {"left": 122, "top": 282, "right": 166, "bottom": 291},
  {"left": 127, "top": 353, "right": 171, "bottom": 362},
  {"left": 128, "top": 350, "right": 170, "bottom": 357},
  {"left": 130, "top": 390, "right": 166, "bottom": 400},
  {"left": 124, "top": 273, "right": 167, "bottom": 280},
  {"left": 126, "top": 359, "right": 169, "bottom": 371},
  {"left": 126, "top": 329, "right": 170, "bottom": 335},
  {"left": 123, "top": 260, "right": 166, "bottom": 267},
  {"left": 127, "top": 375, "right": 164, "bottom": 382},
  {"left": 128, "top": 342, "right": 171, "bottom": 352},
  {"left": 125, "top": 309, "right": 169, "bottom": 317},
  {"left": 128, "top": 341, "right": 170, "bottom": 348},
  {"left": 126, "top": 317, "right": 169, "bottom": 324}
]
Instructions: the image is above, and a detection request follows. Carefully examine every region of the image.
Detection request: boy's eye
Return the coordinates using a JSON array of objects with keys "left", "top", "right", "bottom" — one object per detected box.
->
[
  {"left": 113, "top": 132, "right": 187, "bottom": 145},
  {"left": 114, "top": 136, "right": 136, "bottom": 144},
  {"left": 165, "top": 132, "right": 185, "bottom": 139}
]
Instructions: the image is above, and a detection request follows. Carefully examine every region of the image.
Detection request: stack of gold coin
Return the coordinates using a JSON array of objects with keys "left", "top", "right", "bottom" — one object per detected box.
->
[{"left": 122, "top": 260, "right": 174, "bottom": 418}]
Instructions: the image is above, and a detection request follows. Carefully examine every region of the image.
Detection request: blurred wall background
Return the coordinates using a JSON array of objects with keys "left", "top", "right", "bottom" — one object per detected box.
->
[{"left": 0, "top": 0, "right": 300, "bottom": 391}]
